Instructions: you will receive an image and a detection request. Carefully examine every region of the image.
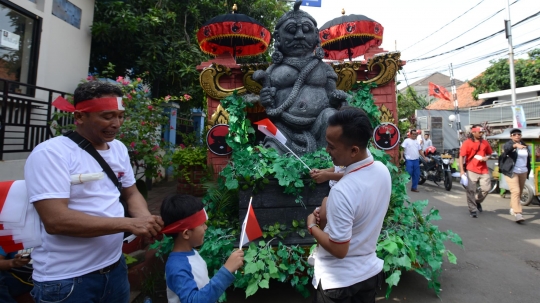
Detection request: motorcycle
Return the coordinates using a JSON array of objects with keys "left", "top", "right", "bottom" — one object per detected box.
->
[{"left": 418, "top": 146, "right": 453, "bottom": 191}]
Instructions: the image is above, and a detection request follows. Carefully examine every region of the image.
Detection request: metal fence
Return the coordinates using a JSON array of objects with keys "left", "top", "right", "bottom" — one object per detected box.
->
[
  {"left": 469, "top": 97, "right": 540, "bottom": 125},
  {"left": 0, "top": 78, "right": 70, "bottom": 160}
]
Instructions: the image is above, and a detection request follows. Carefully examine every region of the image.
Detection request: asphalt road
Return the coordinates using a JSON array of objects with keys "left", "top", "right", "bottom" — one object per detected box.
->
[{"left": 226, "top": 180, "right": 540, "bottom": 303}]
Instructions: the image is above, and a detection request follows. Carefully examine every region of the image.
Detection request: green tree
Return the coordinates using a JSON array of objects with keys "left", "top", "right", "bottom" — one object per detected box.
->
[
  {"left": 90, "top": 0, "right": 289, "bottom": 109},
  {"left": 397, "top": 87, "right": 431, "bottom": 133},
  {"left": 469, "top": 48, "right": 540, "bottom": 99}
]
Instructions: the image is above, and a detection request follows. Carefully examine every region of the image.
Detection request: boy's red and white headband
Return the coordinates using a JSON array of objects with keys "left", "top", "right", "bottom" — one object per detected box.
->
[
  {"left": 52, "top": 96, "right": 125, "bottom": 113},
  {"left": 161, "top": 209, "right": 208, "bottom": 234}
]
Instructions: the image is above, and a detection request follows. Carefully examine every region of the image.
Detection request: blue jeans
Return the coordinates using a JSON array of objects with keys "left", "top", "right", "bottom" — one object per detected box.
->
[
  {"left": 405, "top": 159, "right": 420, "bottom": 190},
  {"left": 0, "top": 270, "right": 33, "bottom": 303},
  {"left": 31, "top": 256, "right": 129, "bottom": 303}
]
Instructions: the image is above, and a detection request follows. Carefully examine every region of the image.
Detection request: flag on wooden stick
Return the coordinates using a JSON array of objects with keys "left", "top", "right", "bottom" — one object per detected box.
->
[
  {"left": 253, "top": 119, "right": 311, "bottom": 170},
  {"left": 239, "top": 197, "right": 262, "bottom": 248}
]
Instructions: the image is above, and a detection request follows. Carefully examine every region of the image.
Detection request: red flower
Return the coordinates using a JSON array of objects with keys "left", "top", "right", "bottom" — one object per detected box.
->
[
  {"left": 141, "top": 121, "right": 146, "bottom": 126},
  {"left": 170, "top": 126, "right": 174, "bottom": 130},
  {"left": 142, "top": 140, "right": 147, "bottom": 145},
  {"left": 152, "top": 145, "right": 159, "bottom": 151},
  {"left": 148, "top": 105, "right": 153, "bottom": 110},
  {"left": 130, "top": 142, "right": 135, "bottom": 148}
]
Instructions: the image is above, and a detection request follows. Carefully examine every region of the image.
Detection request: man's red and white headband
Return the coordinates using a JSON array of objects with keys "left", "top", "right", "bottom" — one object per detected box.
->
[
  {"left": 471, "top": 127, "right": 485, "bottom": 132},
  {"left": 161, "top": 209, "right": 208, "bottom": 234},
  {"left": 52, "top": 96, "right": 125, "bottom": 113}
]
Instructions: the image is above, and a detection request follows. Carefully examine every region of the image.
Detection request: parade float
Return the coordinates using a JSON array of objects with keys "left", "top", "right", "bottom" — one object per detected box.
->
[{"left": 153, "top": 1, "right": 462, "bottom": 300}]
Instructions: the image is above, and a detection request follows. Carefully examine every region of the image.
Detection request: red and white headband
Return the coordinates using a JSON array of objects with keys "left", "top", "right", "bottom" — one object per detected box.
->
[
  {"left": 52, "top": 96, "right": 125, "bottom": 113},
  {"left": 471, "top": 127, "right": 485, "bottom": 132},
  {"left": 161, "top": 209, "right": 208, "bottom": 234}
]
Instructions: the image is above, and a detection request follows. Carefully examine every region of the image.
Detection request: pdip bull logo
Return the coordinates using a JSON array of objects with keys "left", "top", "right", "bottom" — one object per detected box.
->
[{"left": 374, "top": 124, "right": 399, "bottom": 150}]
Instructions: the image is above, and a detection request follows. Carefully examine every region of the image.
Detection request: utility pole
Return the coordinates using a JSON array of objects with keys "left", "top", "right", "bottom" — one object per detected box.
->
[
  {"left": 449, "top": 63, "right": 461, "bottom": 146},
  {"left": 505, "top": 0, "right": 517, "bottom": 105}
]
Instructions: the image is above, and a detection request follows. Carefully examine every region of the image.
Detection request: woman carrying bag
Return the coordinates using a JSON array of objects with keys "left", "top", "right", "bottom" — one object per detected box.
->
[{"left": 500, "top": 128, "right": 531, "bottom": 223}]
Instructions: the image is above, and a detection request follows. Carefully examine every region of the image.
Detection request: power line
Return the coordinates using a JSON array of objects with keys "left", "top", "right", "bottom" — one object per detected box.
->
[
  {"left": 402, "top": 0, "right": 486, "bottom": 51},
  {"left": 408, "top": 9, "right": 540, "bottom": 62},
  {"left": 412, "top": 0, "right": 520, "bottom": 59}
]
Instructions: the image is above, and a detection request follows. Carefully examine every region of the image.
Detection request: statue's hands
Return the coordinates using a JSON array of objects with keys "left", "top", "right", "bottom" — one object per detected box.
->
[
  {"left": 259, "top": 87, "right": 276, "bottom": 107},
  {"left": 329, "top": 90, "right": 349, "bottom": 108}
]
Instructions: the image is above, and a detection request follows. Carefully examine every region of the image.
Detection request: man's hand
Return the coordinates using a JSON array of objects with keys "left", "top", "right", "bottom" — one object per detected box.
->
[
  {"left": 310, "top": 170, "right": 329, "bottom": 183},
  {"left": 514, "top": 143, "right": 526, "bottom": 149},
  {"left": 224, "top": 249, "right": 244, "bottom": 273},
  {"left": 10, "top": 254, "right": 31, "bottom": 268},
  {"left": 128, "top": 215, "right": 164, "bottom": 238},
  {"left": 307, "top": 213, "right": 317, "bottom": 227},
  {"left": 312, "top": 207, "right": 321, "bottom": 225}
]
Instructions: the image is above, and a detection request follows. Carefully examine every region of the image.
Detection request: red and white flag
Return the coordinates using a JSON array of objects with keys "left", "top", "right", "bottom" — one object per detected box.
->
[
  {"left": 239, "top": 197, "right": 262, "bottom": 248},
  {"left": 0, "top": 180, "right": 41, "bottom": 253},
  {"left": 428, "top": 82, "right": 451, "bottom": 101},
  {"left": 253, "top": 118, "right": 287, "bottom": 145},
  {"left": 253, "top": 118, "right": 311, "bottom": 170}
]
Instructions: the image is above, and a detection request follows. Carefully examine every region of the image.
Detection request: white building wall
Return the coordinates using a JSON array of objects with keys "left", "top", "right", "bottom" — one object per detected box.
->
[
  {"left": 1, "top": 0, "right": 95, "bottom": 181},
  {"left": 9, "top": 0, "right": 95, "bottom": 95}
]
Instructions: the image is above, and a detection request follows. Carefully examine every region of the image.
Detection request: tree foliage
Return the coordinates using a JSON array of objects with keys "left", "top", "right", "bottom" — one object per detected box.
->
[
  {"left": 397, "top": 87, "right": 431, "bottom": 134},
  {"left": 90, "top": 0, "right": 289, "bottom": 109},
  {"left": 468, "top": 48, "right": 540, "bottom": 99}
]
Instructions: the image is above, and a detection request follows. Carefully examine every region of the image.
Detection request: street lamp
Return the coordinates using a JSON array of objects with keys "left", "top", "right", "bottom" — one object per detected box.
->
[{"left": 448, "top": 114, "right": 456, "bottom": 127}]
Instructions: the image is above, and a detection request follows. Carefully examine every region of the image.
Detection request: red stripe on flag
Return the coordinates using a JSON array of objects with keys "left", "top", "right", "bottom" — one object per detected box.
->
[
  {"left": 1, "top": 243, "right": 24, "bottom": 253},
  {"left": 0, "top": 180, "right": 15, "bottom": 213},
  {"left": 254, "top": 119, "right": 278, "bottom": 136},
  {"left": 245, "top": 204, "right": 262, "bottom": 241}
]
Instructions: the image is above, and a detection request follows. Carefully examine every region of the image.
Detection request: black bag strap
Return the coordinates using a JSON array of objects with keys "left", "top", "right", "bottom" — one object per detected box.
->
[{"left": 64, "top": 131, "right": 122, "bottom": 192}]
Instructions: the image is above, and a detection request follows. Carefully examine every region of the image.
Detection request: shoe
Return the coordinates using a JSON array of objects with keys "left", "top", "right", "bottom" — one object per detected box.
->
[
  {"left": 470, "top": 211, "right": 477, "bottom": 218},
  {"left": 515, "top": 213, "right": 525, "bottom": 223},
  {"left": 477, "top": 203, "right": 483, "bottom": 213},
  {"left": 510, "top": 208, "right": 515, "bottom": 216},
  {"left": 411, "top": 189, "right": 419, "bottom": 192}
]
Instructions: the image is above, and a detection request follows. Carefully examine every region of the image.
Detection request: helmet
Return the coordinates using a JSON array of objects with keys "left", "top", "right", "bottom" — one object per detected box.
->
[
  {"left": 425, "top": 146, "right": 437, "bottom": 155},
  {"left": 417, "top": 129, "right": 422, "bottom": 134}
]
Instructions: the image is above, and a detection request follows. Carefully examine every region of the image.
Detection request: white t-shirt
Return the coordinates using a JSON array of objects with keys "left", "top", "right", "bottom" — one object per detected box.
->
[
  {"left": 423, "top": 138, "right": 433, "bottom": 151},
  {"left": 401, "top": 138, "right": 421, "bottom": 160},
  {"left": 329, "top": 166, "right": 346, "bottom": 188},
  {"left": 313, "top": 155, "right": 391, "bottom": 290},
  {"left": 25, "top": 136, "right": 135, "bottom": 282},
  {"left": 513, "top": 148, "right": 528, "bottom": 174}
]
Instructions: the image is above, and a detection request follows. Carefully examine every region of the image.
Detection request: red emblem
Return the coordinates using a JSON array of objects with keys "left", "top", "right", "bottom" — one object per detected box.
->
[
  {"left": 373, "top": 123, "right": 400, "bottom": 150},
  {"left": 207, "top": 124, "right": 232, "bottom": 156}
]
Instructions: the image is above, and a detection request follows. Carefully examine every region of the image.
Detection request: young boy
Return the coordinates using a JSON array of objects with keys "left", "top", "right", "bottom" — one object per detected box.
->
[{"left": 161, "top": 194, "right": 244, "bottom": 303}]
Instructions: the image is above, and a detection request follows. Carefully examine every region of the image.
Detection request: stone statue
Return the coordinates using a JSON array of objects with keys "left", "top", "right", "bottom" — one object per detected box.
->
[{"left": 252, "top": 0, "right": 348, "bottom": 155}]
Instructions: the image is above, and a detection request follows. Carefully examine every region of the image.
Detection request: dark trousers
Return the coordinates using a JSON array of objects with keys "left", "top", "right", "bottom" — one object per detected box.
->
[{"left": 313, "top": 271, "right": 383, "bottom": 303}]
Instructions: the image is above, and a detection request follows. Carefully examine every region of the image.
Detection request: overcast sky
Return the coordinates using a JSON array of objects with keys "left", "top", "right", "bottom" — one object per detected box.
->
[{"left": 300, "top": 0, "right": 540, "bottom": 90}]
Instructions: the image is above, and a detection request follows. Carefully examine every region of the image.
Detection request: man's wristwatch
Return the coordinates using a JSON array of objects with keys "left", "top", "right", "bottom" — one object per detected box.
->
[{"left": 308, "top": 223, "right": 319, "bottom": 235}]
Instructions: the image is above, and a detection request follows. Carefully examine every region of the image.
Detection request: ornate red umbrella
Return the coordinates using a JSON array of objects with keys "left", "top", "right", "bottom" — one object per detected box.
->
[
  {"left": 319, "top": 9, "right": 384, "bottom": 61},
  {"left": 197, "top": 5, "right": 271, "bottom": 59}
]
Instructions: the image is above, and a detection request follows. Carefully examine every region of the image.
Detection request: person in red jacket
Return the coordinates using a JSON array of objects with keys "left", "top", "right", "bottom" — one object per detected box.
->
[{"left": 459, "top": 125, "right": 493, "bottom": 218}]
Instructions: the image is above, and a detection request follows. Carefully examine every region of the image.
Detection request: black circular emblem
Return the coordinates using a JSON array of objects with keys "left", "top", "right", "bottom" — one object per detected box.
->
[
  {"left": 373, "top": 123, "right": 400, "bottom": 150},
  {"left": 207, "top": 124, "right": 232, "bottom": 156}
]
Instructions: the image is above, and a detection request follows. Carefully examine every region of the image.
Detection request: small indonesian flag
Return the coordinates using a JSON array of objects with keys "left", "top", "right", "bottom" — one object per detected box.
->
[
  {"left": 239, "top": 197, "right": 263, "bottom": 248},
  {"left": 254, "top": 118, "right": 287, "bottom": 145},
  {"left": 428, "top": 82, "right": 451, "bottom": 101},
  {"left": 0, "top": 180, "right": 42, "bottom": 253}
]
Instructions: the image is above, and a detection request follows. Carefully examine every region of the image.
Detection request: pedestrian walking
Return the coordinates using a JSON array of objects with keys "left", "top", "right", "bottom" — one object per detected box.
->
[
  {"left": 458, "top": 124, "right": 493, "bottom": 218},
  {"left": 499, "top": 128, "right": 531, "bottom": 223},
  {"left": 423, "top": 133, "right": 433, "bottom": 152},
  {"left": 401, "top": 129, "right": 426, "bottom": 192}
]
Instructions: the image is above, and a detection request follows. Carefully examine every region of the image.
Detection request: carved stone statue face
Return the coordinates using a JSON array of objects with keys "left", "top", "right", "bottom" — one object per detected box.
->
[{"left": 276, "top": 16, "right": 318, "bottom": 57}]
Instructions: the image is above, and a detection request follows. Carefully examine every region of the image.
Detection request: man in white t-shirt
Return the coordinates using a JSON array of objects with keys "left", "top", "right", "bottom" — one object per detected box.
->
[
  {"left": 307, "top": 107, "right": 390, "bottom": 303},
  {"left": 24, "top": 81, "right": 164, "bottom": 302},
  {"left": 423, "top": 133, "right": 433, "bottom": 152},
  {"left": 401, "top": 129, "right": 426, "bottom": 192}
]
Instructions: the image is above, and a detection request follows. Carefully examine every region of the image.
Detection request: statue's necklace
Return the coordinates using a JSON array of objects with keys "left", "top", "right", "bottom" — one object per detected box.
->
[{"left": 282, "top": 56, "right": 316, "bottom": 70}]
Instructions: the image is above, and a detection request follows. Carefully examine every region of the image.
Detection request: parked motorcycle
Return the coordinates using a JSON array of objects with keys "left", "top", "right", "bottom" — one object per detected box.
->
[{"left": 418, "top": 146, "right": 453, "bottom": 191}]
